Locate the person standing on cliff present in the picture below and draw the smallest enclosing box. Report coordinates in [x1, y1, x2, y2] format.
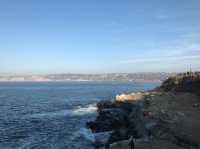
[129, 136, 135, 149]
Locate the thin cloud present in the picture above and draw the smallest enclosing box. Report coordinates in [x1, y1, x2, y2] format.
[120, 42, 200, 64]
[154, 11, 190, 20]
[120, 55, 200, 64]
[154, 13, 169, 20]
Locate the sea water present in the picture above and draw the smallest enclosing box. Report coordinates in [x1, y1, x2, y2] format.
[0, 81, 159, 149]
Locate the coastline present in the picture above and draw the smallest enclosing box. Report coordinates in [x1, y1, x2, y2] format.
[87, 75, 200, 149]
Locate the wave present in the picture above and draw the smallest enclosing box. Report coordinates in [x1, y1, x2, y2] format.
[72, 104, 97, 115]
[71, 128, 95, 143]
[27, 104, 97, 119]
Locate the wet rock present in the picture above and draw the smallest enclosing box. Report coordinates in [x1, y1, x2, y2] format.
[93, 131, 113, 147]
[192, 103, 200, 108]
[174, 134, 199, 148]
[144, 121, 157, 131]
[116, 102, 136, 114]
[97, 100, 116, 112]
[128, 108, 149, 138]
[87, 108, 128, 133]
[97, 100, 135, 114]
[107, 128, 130, 145]
[87, 99, 153, 147]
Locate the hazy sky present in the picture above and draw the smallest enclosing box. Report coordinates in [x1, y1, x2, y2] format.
[0, 0, 200, 74]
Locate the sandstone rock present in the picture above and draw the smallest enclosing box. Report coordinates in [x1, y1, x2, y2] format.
[116, 92, 144, 102]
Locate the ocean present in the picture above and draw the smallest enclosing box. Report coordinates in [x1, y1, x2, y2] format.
[0, 81, 159, 149]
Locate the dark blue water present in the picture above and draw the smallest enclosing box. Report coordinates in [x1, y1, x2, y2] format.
[0, 81, 159, 149]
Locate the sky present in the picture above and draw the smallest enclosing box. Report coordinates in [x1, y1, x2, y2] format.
[0, 0, 200, 74]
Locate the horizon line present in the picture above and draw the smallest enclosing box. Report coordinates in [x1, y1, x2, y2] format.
[0, 71, 199, 76]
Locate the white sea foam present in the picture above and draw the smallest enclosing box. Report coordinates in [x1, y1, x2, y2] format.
[72, 104, 97, 115]
[71, 128, 95, 143]
[27, 104, 97, 119]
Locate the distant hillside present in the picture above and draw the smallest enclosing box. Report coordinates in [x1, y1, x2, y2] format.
[159, 72, 200, 95]
[0, 73, 173, 82]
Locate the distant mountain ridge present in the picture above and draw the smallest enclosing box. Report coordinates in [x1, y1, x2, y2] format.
[0, 73, 175, 82]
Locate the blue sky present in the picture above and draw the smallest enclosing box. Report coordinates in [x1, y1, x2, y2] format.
[0, 0, 200, 74]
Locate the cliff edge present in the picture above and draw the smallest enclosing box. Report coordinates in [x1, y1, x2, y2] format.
[87, 73, 200, 149]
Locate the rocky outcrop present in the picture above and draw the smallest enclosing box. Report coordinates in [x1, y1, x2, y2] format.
[93, 131, 113, 148]
[87, 73, 200, 149]
[87, 91, 200, 149]
[87, 108, 129, 133]
[86, 98, 152, 148]
[115, 91, 162, 102]
[116, 92, 144, 102]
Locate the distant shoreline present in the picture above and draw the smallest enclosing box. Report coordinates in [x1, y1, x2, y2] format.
[0, 72, 172, 83]
[0, 80, 162, 83]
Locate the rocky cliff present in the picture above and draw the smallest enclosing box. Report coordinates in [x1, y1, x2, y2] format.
[86, 74, 200, 149]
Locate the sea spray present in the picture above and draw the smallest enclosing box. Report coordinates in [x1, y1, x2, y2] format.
[26, 104, 97, 119]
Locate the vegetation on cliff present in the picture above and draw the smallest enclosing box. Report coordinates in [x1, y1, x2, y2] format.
[159, 72, 200, 95]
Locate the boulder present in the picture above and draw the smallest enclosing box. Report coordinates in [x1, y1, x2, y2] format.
[87, 108, 128, 133]
[97, 100, 116, 112]
[96, 100, 135, 113]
